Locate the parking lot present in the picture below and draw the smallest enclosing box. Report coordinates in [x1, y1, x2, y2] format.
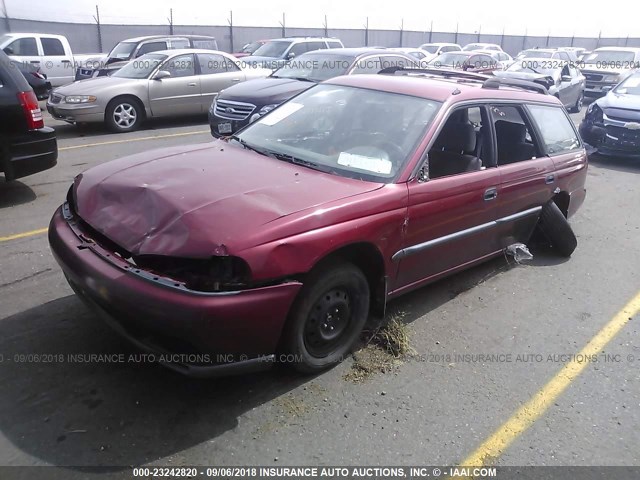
[0, 101, 639, 476]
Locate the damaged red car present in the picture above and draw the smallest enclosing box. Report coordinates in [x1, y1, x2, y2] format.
[49, 70, 587, 377]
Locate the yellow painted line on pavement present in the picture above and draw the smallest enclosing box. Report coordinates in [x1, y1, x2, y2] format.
[0, 227, 48, 242]
[458, 290, 640, 469]
[59, 129, 209, 151]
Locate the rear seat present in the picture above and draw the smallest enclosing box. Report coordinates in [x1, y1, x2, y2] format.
[429, 123, 482, 178]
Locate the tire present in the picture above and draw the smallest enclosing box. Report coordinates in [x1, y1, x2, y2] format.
[569, 92, 584, 113]
[282, 262, 370, 373]
[105, 97, 143, 133]
[537, 201, 577, 257]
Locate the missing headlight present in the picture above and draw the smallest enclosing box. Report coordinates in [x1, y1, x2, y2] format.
[132, 255, 252, 292]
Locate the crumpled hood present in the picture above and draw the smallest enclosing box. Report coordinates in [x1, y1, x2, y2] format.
[73, 141, 381, 258]
[599, 91, 640, 121]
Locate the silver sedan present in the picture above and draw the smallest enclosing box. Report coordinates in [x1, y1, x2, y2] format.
[46, 49, 271, 132]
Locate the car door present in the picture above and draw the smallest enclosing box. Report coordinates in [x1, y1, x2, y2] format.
[394, 105, 502, 292]
[39, 36, 73, 86]
[3, 36, 40, 71]
[196, 53, 245, 109]
[148, 54, 201, 116]
[490, 104, 557, 247]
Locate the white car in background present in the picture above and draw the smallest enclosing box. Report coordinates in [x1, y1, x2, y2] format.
[462, 43, 504, 52]
[388, 48, 431, 67]
[479, 50, 514, 69]
[418, 42, 462, 62]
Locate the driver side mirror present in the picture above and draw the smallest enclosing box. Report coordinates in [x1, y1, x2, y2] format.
[153, 70, 171, 81]
[286, 51, 296, 60]
[561, 74, 571, 82]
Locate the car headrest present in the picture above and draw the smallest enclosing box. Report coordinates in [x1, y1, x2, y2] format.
[495, 120, 527, 144]
[434, 122, 476, 153]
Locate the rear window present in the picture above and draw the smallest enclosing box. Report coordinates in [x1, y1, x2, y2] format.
[41, 37, 65, 56]
[528, 105, 580, 155]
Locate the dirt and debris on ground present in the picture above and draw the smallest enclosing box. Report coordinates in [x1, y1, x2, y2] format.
[344, 312, 415, 383]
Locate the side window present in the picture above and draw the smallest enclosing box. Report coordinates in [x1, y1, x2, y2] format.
[528, 105, 580, 155]
[351, 56, 383, 74]
[490, 105, 540, 165]
[6, 37, 38, 56]
[410, 51, 425, 60]
[288, 43, 309, 58]
[163, 54, 195, 78]
[327, 41, 342, 49]
[559, 52, 571, 62]
[198, 54, 238, 74]
[136, 42, 168, 57]
[306, 41, 327, 52]
[192, 39, 218, 50]
[428, 106, 487, 179]
[41, 38, 65, 56]
[169, 39, 190, 50]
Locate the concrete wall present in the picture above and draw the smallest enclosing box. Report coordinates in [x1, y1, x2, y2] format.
[1, 17, 639, 56]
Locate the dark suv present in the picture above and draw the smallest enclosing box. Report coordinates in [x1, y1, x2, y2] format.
[75, 35, 219, 80]
[241, 37, 344, 69]
[0, 50, 57, 181]
[209, 48, 417, 137]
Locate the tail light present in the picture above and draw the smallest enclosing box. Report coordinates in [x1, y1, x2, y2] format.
[16, 90, 44, 130]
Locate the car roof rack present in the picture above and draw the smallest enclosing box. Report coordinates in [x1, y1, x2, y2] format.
[378, 66, 490, 82]
[482, 77, 548, 94]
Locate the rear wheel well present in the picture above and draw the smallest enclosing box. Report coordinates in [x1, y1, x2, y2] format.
[311, 243, 387, 318]
[552, 191, 570, 218]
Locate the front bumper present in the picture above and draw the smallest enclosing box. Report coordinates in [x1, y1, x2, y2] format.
[48, 205, 303, 377]
[579, 122, 640, 159]
[2, 127, 58, 181]
[46, 102, 104, 124]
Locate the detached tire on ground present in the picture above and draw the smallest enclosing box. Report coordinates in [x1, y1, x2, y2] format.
[282, 262, 370, 374]
[537, 201, 577, 257]
[105, 97, 143, 133]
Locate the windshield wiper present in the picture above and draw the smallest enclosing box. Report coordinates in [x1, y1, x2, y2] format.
[268, 150, 334, 173]
[229, 135, 272, 157]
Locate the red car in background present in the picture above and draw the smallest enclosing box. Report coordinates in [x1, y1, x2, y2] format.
[49, 70, 587, 377]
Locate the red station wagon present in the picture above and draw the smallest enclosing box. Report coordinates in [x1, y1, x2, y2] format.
[49, 69, 587, 376]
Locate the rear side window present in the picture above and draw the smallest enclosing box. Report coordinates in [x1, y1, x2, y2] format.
[528, 105, 580, 155]
[169, 39, 190, 50]
[327, 41, 342, 49]
[490, 105, 540, 165]
[6, 37, 38, 56]
[351, 56, 383, 74]
[136, 42, 168, 57]
[192, 39, 218, 50]
[41, 37, 65, 56]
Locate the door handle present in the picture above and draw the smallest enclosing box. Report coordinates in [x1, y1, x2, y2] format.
[545, 174, 555, 184]
[484, 187, 498, 201]
[231, 78, 241, 82]
[30, 60, 40, 64]
[61, 60, 71, 63]
[187, 82, 197, 87]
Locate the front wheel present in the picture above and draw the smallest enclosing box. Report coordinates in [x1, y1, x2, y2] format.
[105, 98, 142, 133]
[282, 262, 370, 373]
